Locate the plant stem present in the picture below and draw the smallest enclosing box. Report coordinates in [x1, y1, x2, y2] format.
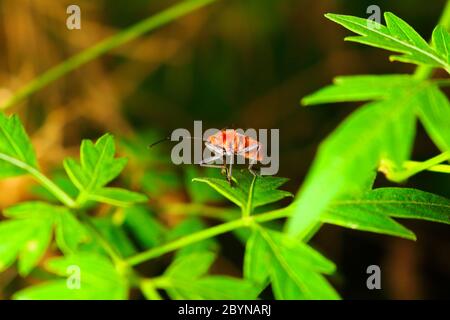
[404, 161, 450, 174]
[0, 153, 76, 207]
[388, 151, 450, 182]
[0, 0, 218, 110]
[126, 208, 292, 266]
[140, 279, 163, 300]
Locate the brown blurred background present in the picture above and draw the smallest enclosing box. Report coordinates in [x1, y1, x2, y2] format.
[0, 0, 449, 299]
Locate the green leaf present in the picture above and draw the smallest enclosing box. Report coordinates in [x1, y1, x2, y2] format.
[288, 92, 417, 237]
[193, 171, 292, 214]
[244, 227, 339, 300]
[332, 188, 450, 225]
[63, 134, 145, 207]
[322, 207, 416, 240]
[165, 251, 216, 279]
[63, 134, 127, 191]
[91, 217, 137, 258]
[185, 166, 224, 203]
[302, 75, 418, 105]
[0, 202, 88, 275]
[325, 13, 450, 72]
[87, 187, 148, 207]
[0, 113, 38, 178]
[162, 251, 260, 300]
[432, 25, 450, 63]
[417, 84, 450, 152]
[122, 206, 167, 249]
[166, 276, 260, 300]
[244, 230, 271, 285]
[14, 253, 128, 300]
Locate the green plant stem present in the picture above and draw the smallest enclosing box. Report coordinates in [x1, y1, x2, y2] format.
[140, 279, 163, 300]
[388, 151, 450, 182]
[126, 208, 292, 266]
[0, 153, 76, 207]
[0, 0, 217, 110]
[404, 161, 450, 174]
[414, 0, 450, 79]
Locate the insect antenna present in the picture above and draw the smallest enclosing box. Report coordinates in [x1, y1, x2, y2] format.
[148, 135, 205, 149]
[148, 136, 170, 148]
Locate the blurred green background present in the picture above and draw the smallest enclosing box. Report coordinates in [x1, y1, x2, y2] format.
[0, 0, 449, 299]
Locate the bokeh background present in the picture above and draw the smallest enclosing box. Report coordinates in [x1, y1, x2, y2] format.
[0, 0, 449, 299]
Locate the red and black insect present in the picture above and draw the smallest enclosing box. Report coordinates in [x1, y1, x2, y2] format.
[150, 128, 263, 185]
[200, 129, 263, 184]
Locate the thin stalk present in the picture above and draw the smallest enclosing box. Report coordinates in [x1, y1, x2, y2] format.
[140, 280, 163, 300]
[388, 151, 450, 182]
[0, 153, 76, 207]
[404, 161, 450, 174]
[0, 0, 218, 109]
[126, 208, 293, 266]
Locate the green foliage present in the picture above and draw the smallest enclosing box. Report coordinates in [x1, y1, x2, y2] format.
[0, 113, 38, 178]
[14, 253, 128, 300]
[161, 251, 260, 299]
[0, 7, 449, 301]
[0, 202, 88, 276]
[329, 188, 450, 226]
[287, 12, 450, 240]
[244, 227, 338, 299]
[325, 13, 450, 72]
[64, 134, 147, 207]
[193, 171, 293, 216]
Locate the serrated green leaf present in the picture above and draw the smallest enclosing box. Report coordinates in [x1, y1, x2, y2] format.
[432, 25, 450, 63]
[288, 92, 417, 238]
[244, 227, 338, 300]
[63, 134, 127, 192]
[193, 171, 292, 214]
[0, 113, 38, 178]
[165, 275, 260, 300]
[0, 202, 88, 275]
[165, 251, 216, 279]
[80, 134, 127, 189]
[14, 253, 128, 300]
[325, 13, 450, 72]
[63, 134, 146, 207]
[322, 207, 416, 240]
[185, 166, 224, 203]
[417, 84, 450, 152]
[302, 75, 418, 105]
[333, 188, 450, 225]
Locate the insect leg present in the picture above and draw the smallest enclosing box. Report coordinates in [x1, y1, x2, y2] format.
[227, 155, 233, 185]
[199, 153, 223, 166]
[236, 143, 260, 156]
